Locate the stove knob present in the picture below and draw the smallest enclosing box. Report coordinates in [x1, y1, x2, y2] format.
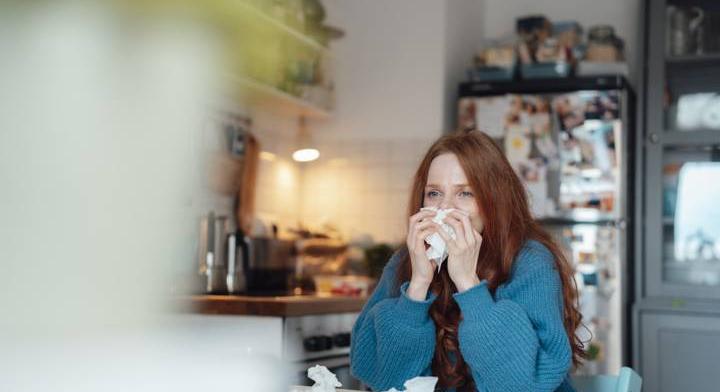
[303, 335, 333, 352]
[303, 336, 323, 352]
[332, 332, 351, 347]
[322, 335, 334, 350]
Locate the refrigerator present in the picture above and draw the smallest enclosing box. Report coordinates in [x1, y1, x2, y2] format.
[457, 76, 635, 375]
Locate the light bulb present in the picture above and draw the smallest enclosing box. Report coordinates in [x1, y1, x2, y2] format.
[292, 148, 320, 162]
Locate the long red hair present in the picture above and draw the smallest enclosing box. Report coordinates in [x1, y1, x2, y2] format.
[395, 130, 584, 390]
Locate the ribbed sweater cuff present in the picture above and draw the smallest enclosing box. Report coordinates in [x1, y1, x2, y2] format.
[396, 281, 437, 325]
[452, 280, 493, 321]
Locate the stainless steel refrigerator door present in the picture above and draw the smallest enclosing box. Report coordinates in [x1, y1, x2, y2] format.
[545, 223, 626, 375]
[460, 86, 633, 374]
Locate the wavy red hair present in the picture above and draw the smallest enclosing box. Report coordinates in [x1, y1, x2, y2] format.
[395, 130, 584, 390]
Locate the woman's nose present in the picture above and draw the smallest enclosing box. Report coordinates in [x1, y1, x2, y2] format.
[440, 198, 454, 210]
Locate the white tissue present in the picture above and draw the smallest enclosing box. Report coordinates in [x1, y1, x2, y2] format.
[307, 364, 341, 392]
[404, 376, 439, 392]
[382, 376, 439, 392]
[421, 207, 456, 272]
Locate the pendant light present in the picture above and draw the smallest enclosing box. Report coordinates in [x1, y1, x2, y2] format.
[292, 116, 320, 162]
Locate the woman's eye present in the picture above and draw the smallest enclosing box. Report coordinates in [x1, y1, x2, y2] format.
[426, 190, 440, 198]
[459, 191, 474, 198]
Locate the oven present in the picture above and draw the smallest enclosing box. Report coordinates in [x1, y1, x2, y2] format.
[283, 313, 366, 390]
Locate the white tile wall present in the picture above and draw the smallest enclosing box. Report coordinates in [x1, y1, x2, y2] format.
[203, 112, 435, 245]
[253, 127, 302, 235]
[297, 137, 435, 245]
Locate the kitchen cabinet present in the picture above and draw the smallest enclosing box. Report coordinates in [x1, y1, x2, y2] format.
[176, 313, 285, 358]
[184, 294, 366, 388]
[637, 311, 720, 391]
[644, 0, 720, 300]
[635, 0, 720, 388]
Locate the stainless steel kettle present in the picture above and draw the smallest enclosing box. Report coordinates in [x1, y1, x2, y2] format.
[226, 230, 251, 294]
[198, 212, 234, 294]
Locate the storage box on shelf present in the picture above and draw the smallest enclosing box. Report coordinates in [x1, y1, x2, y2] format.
[520, 61, 572, 79]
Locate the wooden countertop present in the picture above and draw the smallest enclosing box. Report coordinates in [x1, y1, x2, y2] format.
[187, 293, 369, 317]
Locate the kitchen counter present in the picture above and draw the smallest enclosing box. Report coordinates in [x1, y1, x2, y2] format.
[187, 293, 368, 317]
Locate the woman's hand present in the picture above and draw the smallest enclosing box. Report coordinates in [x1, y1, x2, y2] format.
[406, 209, 439, 300]
[433, 210, 483, 292]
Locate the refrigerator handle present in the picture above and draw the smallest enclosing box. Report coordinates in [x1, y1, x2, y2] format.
[616, 218, 628, 231]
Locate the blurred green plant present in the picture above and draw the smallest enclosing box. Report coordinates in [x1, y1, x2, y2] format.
[363, 243, 395, 279]
[586, 342, 602, 361]
[122, 0, 312, 92]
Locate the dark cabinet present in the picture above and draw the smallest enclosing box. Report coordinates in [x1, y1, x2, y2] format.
[644, 0, 720, 300]
[636, 0, 720, 389]
[638, 311, 720, 391]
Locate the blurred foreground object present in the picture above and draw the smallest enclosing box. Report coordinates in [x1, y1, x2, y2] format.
[0, 1, 290, 390]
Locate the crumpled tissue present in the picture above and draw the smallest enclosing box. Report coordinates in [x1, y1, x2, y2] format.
[307, 364, 341, 392]
[421, 207, 456, 272]
[383, 376, 439, 392]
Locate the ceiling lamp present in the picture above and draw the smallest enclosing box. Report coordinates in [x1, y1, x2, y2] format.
[292, 116, 319, 162]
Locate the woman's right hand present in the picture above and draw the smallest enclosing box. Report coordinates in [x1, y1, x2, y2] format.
[405, 209, 438, 300]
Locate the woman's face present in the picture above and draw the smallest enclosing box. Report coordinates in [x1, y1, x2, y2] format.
[423, 153, 484, 233]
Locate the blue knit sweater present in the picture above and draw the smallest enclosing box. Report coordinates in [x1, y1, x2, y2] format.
[350, 240, 576, 392]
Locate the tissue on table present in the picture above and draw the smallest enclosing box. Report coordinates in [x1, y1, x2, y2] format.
[403, 376, 438, 391]
[307, 364, 341, 392]
[383, 376, 439, 392]
[421, 207, 456, 272]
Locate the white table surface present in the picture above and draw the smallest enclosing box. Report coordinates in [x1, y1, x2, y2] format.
[289, 386, 364, 392]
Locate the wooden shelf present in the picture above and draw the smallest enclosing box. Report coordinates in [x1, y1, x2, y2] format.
[231, 75, 332, 119]
[238, 1, 332, 56]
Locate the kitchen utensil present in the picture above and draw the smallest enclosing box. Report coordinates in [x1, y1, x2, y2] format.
[226, 233, 245, 294]
[227, 229, 252, 294]
[667, 6, 705, 56]
[236, 130, 259, 236]
[244, 237, 297, 294]
[198, 212, 232, 294]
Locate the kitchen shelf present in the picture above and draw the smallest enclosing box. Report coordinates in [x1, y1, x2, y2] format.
[665, 260, 720, 287]
[231, 75, 332, 119]
[238, 1, 332, 56]
[536, 210, 618, 226]
[637, 1, 720, 388]
[459, 75, 629, 97]
[665, 260, 720, 270]
[659, 129, 720, 145]
[666, 53, 720, 66]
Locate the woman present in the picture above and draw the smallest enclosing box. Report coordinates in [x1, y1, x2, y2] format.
[350, 130, 583, 391]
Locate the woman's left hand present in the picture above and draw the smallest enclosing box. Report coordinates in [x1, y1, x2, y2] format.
[433, 210, 483, 292]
